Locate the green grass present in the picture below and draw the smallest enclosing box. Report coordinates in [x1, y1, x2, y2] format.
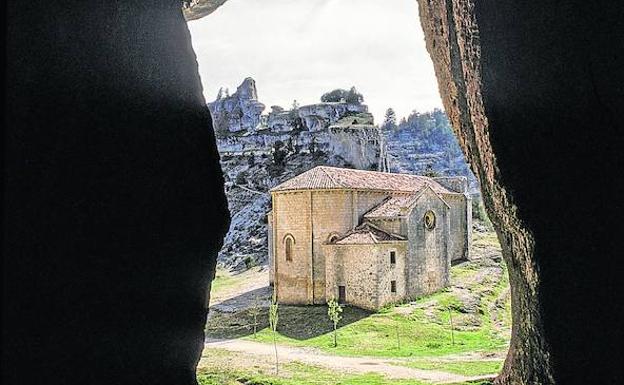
[206, 257, 511, 360]
[471, 231, 500, 249]
[244, 296, 507, 358]
[393, 359, 502, 376]
[209, 268, 239, 293]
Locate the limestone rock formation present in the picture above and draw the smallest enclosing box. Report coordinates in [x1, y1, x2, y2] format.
[209, 77, 266, 135]
[210, 78, 381, 168]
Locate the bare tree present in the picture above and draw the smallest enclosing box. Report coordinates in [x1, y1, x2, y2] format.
[248, 294, 262, 339]
[269, 290, 279, 374]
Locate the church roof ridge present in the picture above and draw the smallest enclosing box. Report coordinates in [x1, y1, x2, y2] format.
[270, 166, 452, 194]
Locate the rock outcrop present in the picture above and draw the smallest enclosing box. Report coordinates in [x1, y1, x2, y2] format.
[209, 77, 266, 135]
[210, 78, 381, 169]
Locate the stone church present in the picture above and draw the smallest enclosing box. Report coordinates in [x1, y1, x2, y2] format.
[267, 166, 471, 310]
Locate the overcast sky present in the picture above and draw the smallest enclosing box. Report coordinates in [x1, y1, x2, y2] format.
[188, 0, 442, 123]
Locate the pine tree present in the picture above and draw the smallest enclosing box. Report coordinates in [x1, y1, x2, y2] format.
[382, 108, 397, 131]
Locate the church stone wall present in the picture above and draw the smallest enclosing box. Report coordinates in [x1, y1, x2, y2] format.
[406, 190, 450, 298]
[324, 242, 406, 311]
[366, 218, 406, 236]
[353, 191, 389, 221]
[272, 189, 387, 305]
[310, 191, 354, 304]
[271, 187, 461, 308]
[267, 211, 274, 285]
[375, 243, 409, 308]
[272, 191, 312, 303]
[442, 193, 472, 261]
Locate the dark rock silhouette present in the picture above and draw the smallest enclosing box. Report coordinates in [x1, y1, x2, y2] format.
[417, 0, 623, 383]
[5, 1, 229, 384]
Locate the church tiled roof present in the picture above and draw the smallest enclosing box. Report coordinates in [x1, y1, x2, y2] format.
[363, 195, 420, 219]
[270, 166, 451, 194]
[331, 223, 406, 245]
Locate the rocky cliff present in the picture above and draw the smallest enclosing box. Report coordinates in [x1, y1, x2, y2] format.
[209, 78, 381, 268]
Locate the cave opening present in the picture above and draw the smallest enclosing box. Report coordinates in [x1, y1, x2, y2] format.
[185, 1, 510, 384]
[5, 0, 621, 384]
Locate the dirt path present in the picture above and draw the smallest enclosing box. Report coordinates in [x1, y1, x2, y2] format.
[205, 338, 495, 384]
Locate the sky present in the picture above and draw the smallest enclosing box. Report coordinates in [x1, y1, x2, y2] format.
[187, 0, 442, 123]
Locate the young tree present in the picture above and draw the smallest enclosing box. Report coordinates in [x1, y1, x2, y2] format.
[248, 294, 262, 339]
[448, 306, 455, 346]
[269, 291, 280, 374]
[327, 298, 343, 348]
[396, 323, 401, 350]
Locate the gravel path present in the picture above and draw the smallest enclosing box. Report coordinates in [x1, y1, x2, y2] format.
[205, 338, 496, 384]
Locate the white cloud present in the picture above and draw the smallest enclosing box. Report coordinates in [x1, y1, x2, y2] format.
[188, 0, 442, 122]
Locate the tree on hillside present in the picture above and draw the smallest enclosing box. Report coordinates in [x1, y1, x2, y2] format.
[272, 140, 287, 166]
[345, 86, 364, 104]
[320, 87, 364, 104]
[321, 89, 346, 103]
[382, 108, 397, 131]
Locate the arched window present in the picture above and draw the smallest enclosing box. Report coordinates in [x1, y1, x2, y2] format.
[283, 234, 295, 262]
[327, 233, 340, 244]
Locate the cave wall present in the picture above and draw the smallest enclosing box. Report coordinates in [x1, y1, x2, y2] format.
[417, 0, 623, 383]
[4, 1, 229, 384]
